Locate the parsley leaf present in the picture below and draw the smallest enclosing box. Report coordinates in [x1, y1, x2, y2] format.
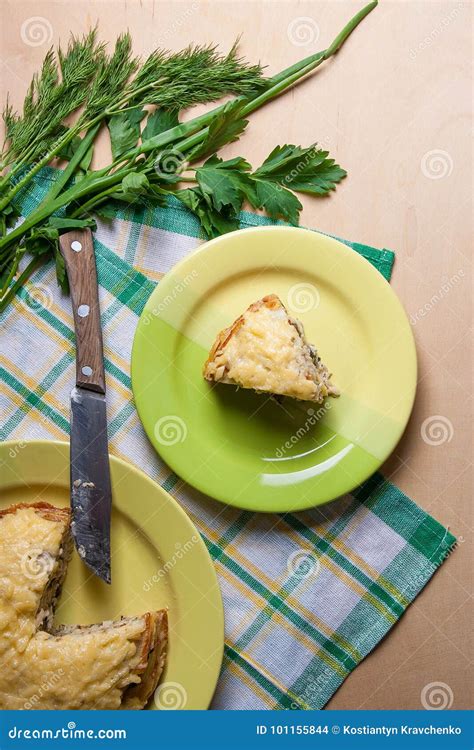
[189, 101, 248, 161]
[254, 144, 346, 195]
[48, 216, 97, 231]
[196, 155, 250, 213]
[55, 248, 69, 293]
[120, 172, 150, 194]
[176, 187, 240, 238]
[142, 108, 179, 142]
[107, 107, 145, 160]
[182, 144, 344, 234]
[24, 225, 59, 256]
[249, 179, 302, 223]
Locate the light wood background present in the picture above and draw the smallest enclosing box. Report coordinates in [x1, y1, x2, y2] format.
[1, 0, 472, 710]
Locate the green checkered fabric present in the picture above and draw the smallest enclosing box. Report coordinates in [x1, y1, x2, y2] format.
[0, 169, 456, 709]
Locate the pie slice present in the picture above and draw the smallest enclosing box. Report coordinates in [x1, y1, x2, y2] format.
[203, 294, 339, 403]
[0, 502, 167, 710]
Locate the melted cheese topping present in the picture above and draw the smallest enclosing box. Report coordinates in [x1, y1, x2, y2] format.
[205, 299, 338, 403]
[0, 509, 63, 649]
[5, 623, 144, 710]
[0, 509, 147, 710]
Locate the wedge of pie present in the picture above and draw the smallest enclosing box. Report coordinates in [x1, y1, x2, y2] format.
[203, 294, 339, 403]
[0, 502, 167, 710]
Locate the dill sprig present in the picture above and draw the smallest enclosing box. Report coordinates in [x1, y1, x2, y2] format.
[82, 33, 139, 121]
[127, 42, 266, 109]
[2, 31, 101, 170]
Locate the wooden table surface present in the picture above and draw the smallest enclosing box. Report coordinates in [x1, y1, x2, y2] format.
[1, 0, 472, 709]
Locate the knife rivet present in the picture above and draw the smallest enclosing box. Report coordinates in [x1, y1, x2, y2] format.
[71, 241, 82, 252]
[78, 304, 90, 318]
[81, 366, 93, 376]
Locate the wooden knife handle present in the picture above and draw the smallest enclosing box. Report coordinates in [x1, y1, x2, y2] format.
[59, 229, 106, 394]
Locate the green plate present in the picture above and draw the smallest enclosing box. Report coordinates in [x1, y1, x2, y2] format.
[131, 226, 416, 512]
[0, 440, 223, 710]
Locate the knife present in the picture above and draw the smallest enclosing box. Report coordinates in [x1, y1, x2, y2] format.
[59, 229, 112, 584]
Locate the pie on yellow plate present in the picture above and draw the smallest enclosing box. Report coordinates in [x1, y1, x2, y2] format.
[203, 294, 339, 403]
[0, 502, 167, 710]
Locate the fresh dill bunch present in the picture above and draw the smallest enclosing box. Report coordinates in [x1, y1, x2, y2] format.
[126, 42, 266, 109]
[2, 51, 59, 162]
[0, 1, 379, 313]
[2, 31, 102, 167]
[58, 29, 105, 87]
[82, 33, 139, 121]
[1, 34, 267, 190]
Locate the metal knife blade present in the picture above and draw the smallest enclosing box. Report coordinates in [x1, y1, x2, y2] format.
[70, 386, 112, 584]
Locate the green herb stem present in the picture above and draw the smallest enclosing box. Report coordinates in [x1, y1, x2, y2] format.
[39, 123, 101, 205]
[0, 247, 25, 297]
[0, 255, 47, 313]
[0, 125, 86, 212]
[0, 167, 132, 254]
[70, 184, 124, 217]
[165, 0, 378, 158]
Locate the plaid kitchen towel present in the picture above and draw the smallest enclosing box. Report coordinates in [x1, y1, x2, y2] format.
[0, 169, 456, 710]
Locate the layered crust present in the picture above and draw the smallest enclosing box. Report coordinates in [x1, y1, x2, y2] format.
[120, 611, 168, 709]
[203, 294, 339, 403]
[0, 502, 167, 710]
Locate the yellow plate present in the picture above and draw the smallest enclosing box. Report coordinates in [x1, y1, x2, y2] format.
[132, 226, 417, 511]
[0, 440, 224, 710]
